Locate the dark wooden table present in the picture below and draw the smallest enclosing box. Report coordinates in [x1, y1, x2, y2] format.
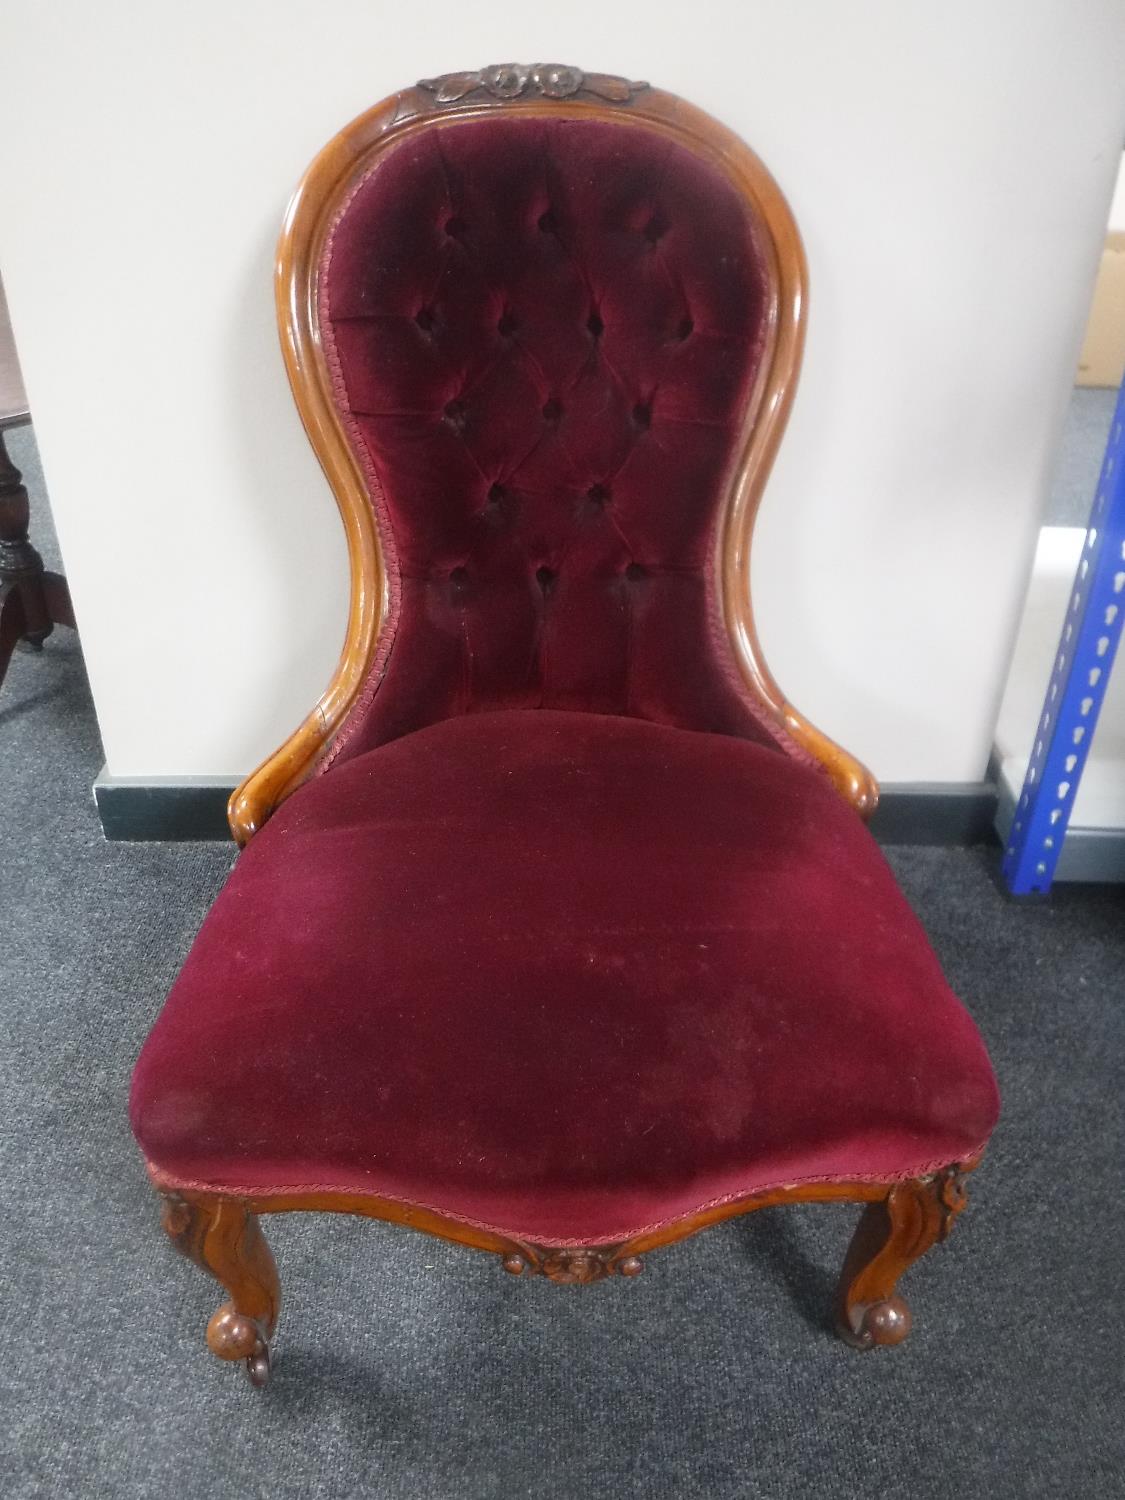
[0, 275, 75, 690]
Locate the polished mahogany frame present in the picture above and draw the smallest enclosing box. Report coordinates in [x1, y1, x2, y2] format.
[154, 65, 976, 1387]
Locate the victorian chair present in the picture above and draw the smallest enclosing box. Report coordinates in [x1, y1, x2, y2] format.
[130, 64, 999, 1387]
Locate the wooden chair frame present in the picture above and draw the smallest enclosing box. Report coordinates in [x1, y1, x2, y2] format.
[152, 65, 978, 1386]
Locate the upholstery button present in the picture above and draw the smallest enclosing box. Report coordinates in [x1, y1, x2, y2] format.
[625, 562, 645, 581]
[414, 306, 436, 333]
[587, 311, 604, 338]
[449, 565, 468, 590]
[538, 211, 557, 234]
[542, 398, 562, 423]
[676, 316, 694, 340]
[444, 399, 467, 430]
[587, 483, 610, 506]
[535, 565, 556, 595]
[444, 215, 468, 238]
[497, 310, 517, 337]
[643, 215, 668, 245]
[481, 482, 508, 530]
[632, 402, 651, 429]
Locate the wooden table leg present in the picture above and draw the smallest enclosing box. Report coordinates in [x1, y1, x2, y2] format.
[41, 570, 75, 631]
[0, 581, 28, 687]
[0, 427, 76, 690]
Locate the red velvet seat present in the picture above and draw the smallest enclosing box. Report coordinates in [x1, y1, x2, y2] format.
[131, 709, 997, 1246]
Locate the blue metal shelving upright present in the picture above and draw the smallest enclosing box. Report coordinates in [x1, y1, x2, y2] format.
[1002, 375, 1125, 895]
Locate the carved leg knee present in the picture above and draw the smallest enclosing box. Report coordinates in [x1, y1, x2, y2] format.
[161, 1193, 281, 1386]
[835, 1165, 969, 1350]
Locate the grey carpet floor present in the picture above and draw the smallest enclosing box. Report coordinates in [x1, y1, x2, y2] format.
[2, 427, 1125, 1500]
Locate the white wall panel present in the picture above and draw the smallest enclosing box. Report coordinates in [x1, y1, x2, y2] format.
[2, 0, 1123, 780]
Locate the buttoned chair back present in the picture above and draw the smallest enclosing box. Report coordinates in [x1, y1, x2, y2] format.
[231, 64, 874, 840]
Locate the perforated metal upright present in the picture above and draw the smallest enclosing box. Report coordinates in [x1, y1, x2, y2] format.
[1002, 376, 1125, 895]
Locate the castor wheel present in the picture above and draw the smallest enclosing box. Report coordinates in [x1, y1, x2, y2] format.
[205, 1303, 272, 1385]
[837, 1295, 913, 1350]
[246, 1339, 271, 1388]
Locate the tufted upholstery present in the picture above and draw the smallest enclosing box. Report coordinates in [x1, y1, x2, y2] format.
[319, 115, 795, 763]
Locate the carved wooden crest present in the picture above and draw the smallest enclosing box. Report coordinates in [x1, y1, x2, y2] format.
[418, 63, 648, 106]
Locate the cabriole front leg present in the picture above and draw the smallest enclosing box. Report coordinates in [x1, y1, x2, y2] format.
[160, 1193, 281, 1386]
[835, 1165, 970, 1349]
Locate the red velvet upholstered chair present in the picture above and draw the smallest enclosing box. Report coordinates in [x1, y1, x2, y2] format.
[130, 64, 999, 1387]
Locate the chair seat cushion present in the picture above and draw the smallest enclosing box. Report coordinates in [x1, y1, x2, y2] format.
[130, 710, 999, 1245]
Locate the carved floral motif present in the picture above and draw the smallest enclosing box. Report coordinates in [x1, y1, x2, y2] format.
[539, 1248, 613, 1284]
[502, 1245, 644, 1283]
[160, 1193, 192, 1242]
[418, 64, 648, 107]
[933, 1164, 969, 1240]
